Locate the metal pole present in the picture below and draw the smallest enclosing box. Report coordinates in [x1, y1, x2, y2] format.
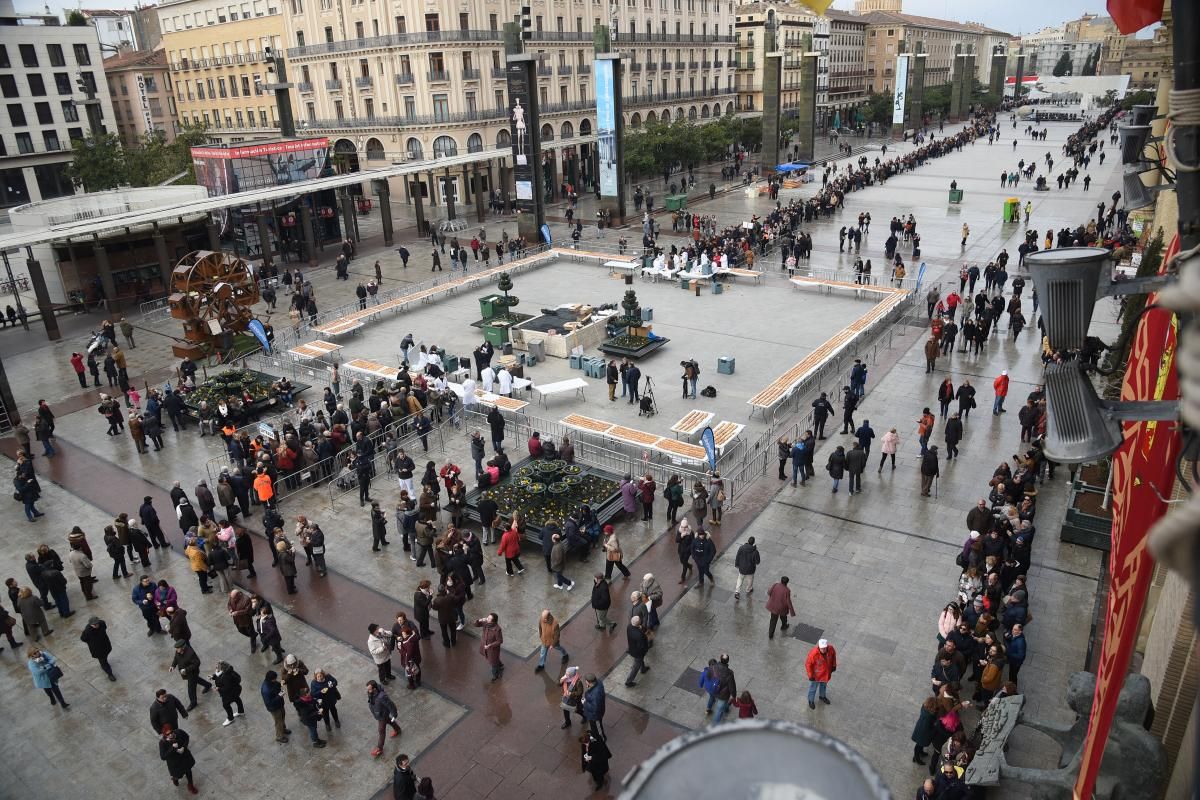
[0, 251, 30, 331]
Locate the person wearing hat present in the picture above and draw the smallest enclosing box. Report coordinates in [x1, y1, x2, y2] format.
[169, 639, 212, 710]
[992, 370, 1010, 415]
[804, 638, 838, 709]
[601, 525, 631, 581]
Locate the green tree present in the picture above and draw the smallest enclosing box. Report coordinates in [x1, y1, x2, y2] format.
[863, 92, 894, 125]
[1052, 51, 1073, 77]
[1121, 89, 1156, 110]
[66, 132, 128, 191]
[66, 10, 87, 25]
[1082, 46, 1100, 76]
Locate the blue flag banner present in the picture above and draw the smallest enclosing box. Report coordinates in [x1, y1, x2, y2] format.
[915, 261, 927, 292]
[247, 319, 271, 354]
[699, 426, 717, 471]
[540, 224, 552, 245]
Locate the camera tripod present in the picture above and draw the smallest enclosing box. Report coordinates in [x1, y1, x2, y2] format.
[639, 375, 659, 417]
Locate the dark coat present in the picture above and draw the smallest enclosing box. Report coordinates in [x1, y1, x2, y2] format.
[214, 667, 242, 702]
[80, 620, 113, 658]
[150, 694, 188, 733]
[626, 624, 649, 659]
[844, 447, 867, 475]
[734, 543, 760, 575]
[691, 536, 715, 567]
[159, 730, 196, 780]
[590, 580, 611, 611]
[911, 704, 938, 747]
[826, 449, 846, 479]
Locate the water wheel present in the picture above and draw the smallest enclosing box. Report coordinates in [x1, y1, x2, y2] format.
[168, 250, 260, 357]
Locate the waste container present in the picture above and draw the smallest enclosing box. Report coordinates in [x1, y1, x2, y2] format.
[479, 294, 502, 319]
[443, 355, 460, 372]
[569, 353, 583, 370]
[484, 324, 509, 346]
[717, 356, 736, 375]
[680, 276, 691, 290]
[528, 339, 546, 363]
[948, 189, 964, 204]
[665, 194, 688, 211]
[712, 282, 724, 295]
[641, 307, 653, 322]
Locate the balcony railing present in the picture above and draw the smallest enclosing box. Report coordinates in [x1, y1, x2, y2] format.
[286, 29, 503, 58]
[647, 62, 658, 72]
[325, 79, 342, 90]
[630, 63, 642, 73]
[462, 68, 480, 80]
[577, 64, 590, 74]
[297, 81, 313, 92]
[355, 76, 373, 88]
[618, 32, 734, 43]
[661, 61, 672, 70]
[536, 66, 553, 77]
[558, 65, 572, 75]
[306, 107, 507, 129]
[540, 98, 593, 114]
[527, 31, 592, 42]
[171, 52, 267, 71]
[491, 66, 506, 78]
[702, 60, 711, 68]
[688, 61, 699, 69]
[428, 70, 450, 82]
[625, 86, 735, 107]
[714, 60, 723, 68]
[395, 73, 414, 85]
[674, 61, 685, 69]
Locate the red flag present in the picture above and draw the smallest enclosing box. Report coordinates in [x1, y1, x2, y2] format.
[1108, 0, 1165, 34]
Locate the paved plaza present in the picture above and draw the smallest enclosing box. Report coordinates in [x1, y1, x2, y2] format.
[0, 114, 1116, 799]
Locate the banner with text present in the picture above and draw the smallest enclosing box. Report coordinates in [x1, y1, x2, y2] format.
[893, 55, 909, 125]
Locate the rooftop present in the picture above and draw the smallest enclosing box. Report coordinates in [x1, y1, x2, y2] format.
[103, 48, 166, 70]
[859, 9, 1010, 37]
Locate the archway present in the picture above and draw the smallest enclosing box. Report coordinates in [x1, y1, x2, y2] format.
[333, 138, 360, 174]
[406, 137, 423, 160]
[496, 129, 511, 149]
[365, 137, 385, 161]
[629, 112, 641, 128]
[675, 108, 684, 121]
[701, 105, 710, 119]
[579, 119, 592, 135]
[688, 106, 697, 120]
[646, 110, 657, 123]
[662, 109, 671, 123]
[560, 120, 574, 139]
[726, 102, 734, 116]
[433, 135, 458, 158]
[467, 132, 484, 153]
[541, 123, 554, 141]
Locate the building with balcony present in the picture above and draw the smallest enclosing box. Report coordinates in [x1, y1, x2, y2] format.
[0, 0, 116, 208]
[103, 48, 178, 146]
[157, 0, 284, 143]
[860, 10, 1008, 96]
[282, 0, 737, 208]
[825, 9, 868, 125]
[80, 8, 142, 50]
[733, 3, 815, 118]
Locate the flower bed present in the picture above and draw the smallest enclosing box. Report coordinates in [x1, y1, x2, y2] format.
[468, 457, 623, 539]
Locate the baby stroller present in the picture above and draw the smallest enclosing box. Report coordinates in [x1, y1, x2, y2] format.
[334, 464, 358, 490]
[638, 395, 656, 417]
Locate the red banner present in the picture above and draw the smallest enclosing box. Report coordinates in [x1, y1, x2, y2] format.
[1107, 0, 1165, 35]
[1073, 234, 1182, 799]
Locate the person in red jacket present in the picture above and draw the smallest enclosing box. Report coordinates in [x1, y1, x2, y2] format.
[496, 524, 525, 576]
[805, 639, 838, 709]
[764, 576, 796, 639]
[992, 370, 1010, 415]
[69, 352, 87, 388]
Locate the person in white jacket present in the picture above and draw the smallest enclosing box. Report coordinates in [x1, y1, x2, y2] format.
[497, 367, 513, 398]
[367, 623, 394, 684]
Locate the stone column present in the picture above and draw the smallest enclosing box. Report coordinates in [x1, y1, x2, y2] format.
[949, 49, 965, 123]
[410, 180, 427, 236]
[427, 171, 438, 207]
[444, 168, 457, 221]
[762, 51, 783, 171]
[989, 52, 1006, 99]
[543, 151, 557, 202]
[256, 212, 274, 269]
[338, 187, 355, 246]
[23, 251, 59, 340]
[373, 179, 394, 248]
[93, 242, 118, 309]
[153, 225, 172, 292]
[473, 164, 486, 223]
[300, 202, 318, 267]
[908, 53, 927, 133]
[207, 219, 221, 251]
[796, 52, 819, 161]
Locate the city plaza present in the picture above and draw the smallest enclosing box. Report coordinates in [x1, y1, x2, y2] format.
[0, 116, 1115, 798]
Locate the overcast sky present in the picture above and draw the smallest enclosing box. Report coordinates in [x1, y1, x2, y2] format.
[23, 0, 1152, 39]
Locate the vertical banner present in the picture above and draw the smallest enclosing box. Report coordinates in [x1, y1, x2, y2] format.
[595, 58, 619, 198]
[135, 73, 154, 133]
[892, 55, 909, 124]
[1072, 234, 1183, 800]
[700, 427, 717, 471]
[506, 57, 546, 242]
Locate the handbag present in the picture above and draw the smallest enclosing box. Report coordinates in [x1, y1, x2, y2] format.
[559, 698, 579, 712]
[47, 664, 64, 682]
[404, 661, 421, 679]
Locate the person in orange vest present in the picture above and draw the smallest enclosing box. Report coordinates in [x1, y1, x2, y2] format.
[805, 638, 838, 709]
[992, 370, 1010, 415]
[253, 468, 276, 510]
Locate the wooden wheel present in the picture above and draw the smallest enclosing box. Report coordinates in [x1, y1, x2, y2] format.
[168, 250, 261, 353]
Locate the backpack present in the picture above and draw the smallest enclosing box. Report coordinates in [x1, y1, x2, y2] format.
[700, 386, 717, 398]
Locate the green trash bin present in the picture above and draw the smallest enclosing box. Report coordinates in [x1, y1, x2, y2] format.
[948, 189, 963, 204]
[479, 294, 501, 319]
[1003, 198, 1020, 223]
[665, 194, 688, 211]
[484, 324, 510, 346]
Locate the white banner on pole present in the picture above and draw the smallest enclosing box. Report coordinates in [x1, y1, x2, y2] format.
[892, 55, 909, 125]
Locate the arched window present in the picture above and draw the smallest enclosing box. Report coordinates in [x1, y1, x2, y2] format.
[365, 137, 385, 161]
[629, 112, 642, 128]
[467, 132, 484, 153]
[726, 102, 734, 116]
[700, 105, 710, 119]
[496, 129, 511, 149]
[688, 106, 697, 120]
[675, 108, 684, 121]
[432, 135, 458, 158]
[560, 121, 574, 139]
[406, 137, 423, 160]
[646, 110, 657, 123]
[579, 119, 592, 135]
[541, 123, 554, 141]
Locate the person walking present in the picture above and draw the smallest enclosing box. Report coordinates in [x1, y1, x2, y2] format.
[878, 427, 899, 472]
[260, 669, 291, 743]
[228, 589, 257, 652]
[79, 616, 116, 680]
[393, 754, 418, 800]
[945, 413, 964, 461]
[475, 613, 505, 680]
[765, 576, 796, 639]
[602, 525, 631, 581]
[276, 540, 298, 594]
[826, 446, 846, 494]
[397, 626, 422, 690]
[550, 534, 573, 591]
[158, 725, 198, 794]
[257, 605, 286, 664]
[992, 370, 1010, 415]
[691, 529, 716, 587]
[581, 729, 613, 790]
[67, 543, 98, 600]
[431, 585, 457, 647]
[27, 645, 68, 708]
[535, 609, 569, 672]
[170, 639, 213, 710]
[804, 639, 838, 708]
[675, 519, 695, 584]
[132, 576, 163, 636]
[591, 573, 616, 632]
[213, 661, 245, 726]
[733, 537, 760, 600]
[367, 679, 403, 758]
[149, 688, 188, 733]
[710, 654, 737, 723]
[496, 521, 525, 576]
[312, 669, 343, 729]
[581, 673, 607, 739]
[920, 446, 941, 498]
[184, 539, 211, 595]
[924, 335, 940, 374]
[293, 687, 328, 748]
[845, 442, 867, 495]
[104, 526, 131, 579]
[624, 615, 651, 687]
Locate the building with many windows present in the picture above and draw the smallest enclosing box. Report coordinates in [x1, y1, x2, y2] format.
[282, 0, 737, 206]
[734, 3, 816, 117]
[81, 8, 142, 50]
[825, 9, 868, 125]
[103, 48, 177, 145]
[157, 0, 284, 143]
[860, 11, 1008, 95]
[0, 0, 116, 208]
